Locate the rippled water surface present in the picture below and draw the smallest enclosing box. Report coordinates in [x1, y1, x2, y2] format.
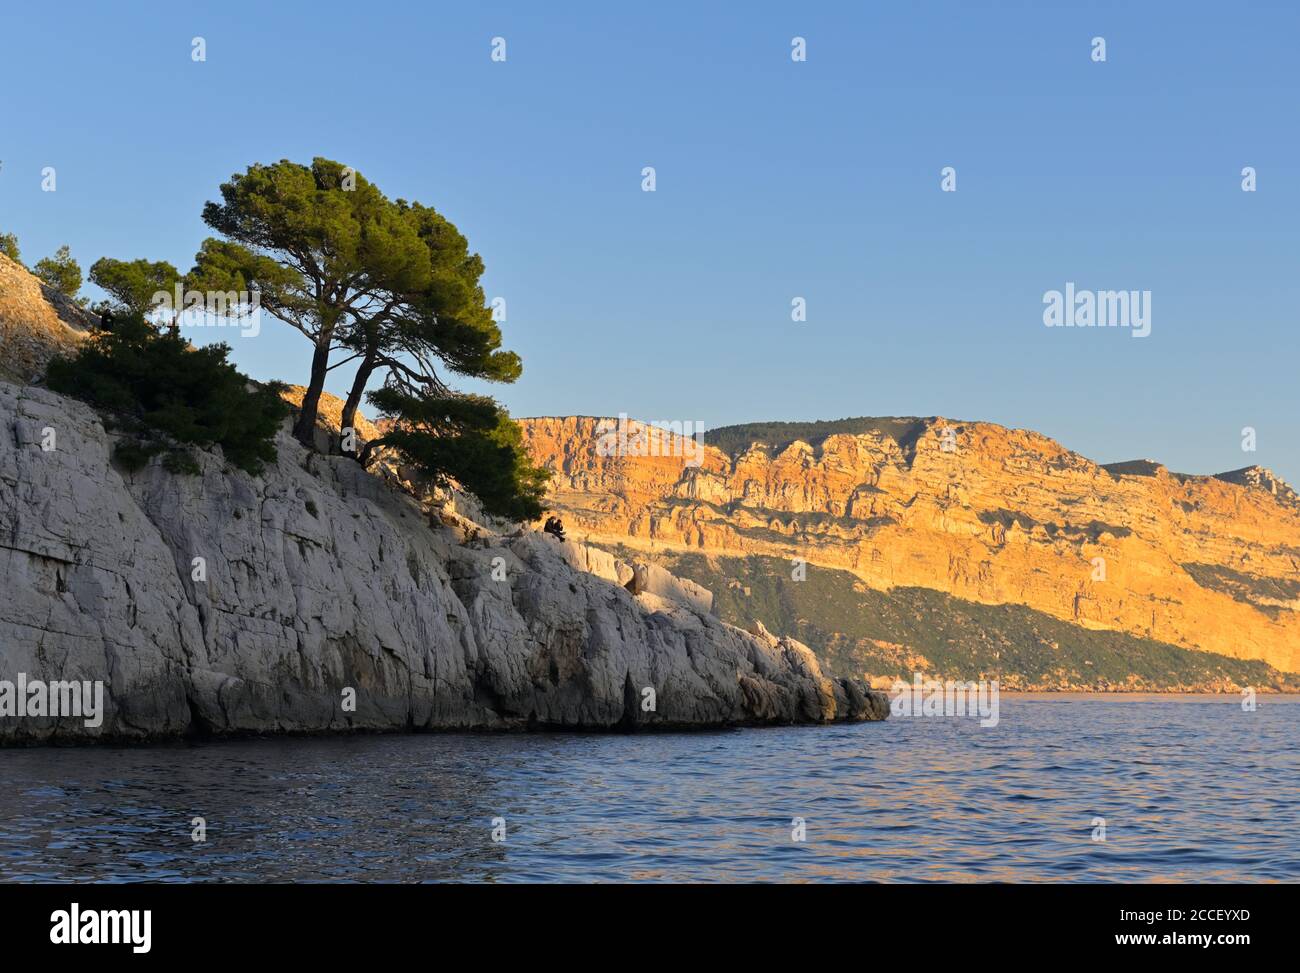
[1, 696, 1296, 882]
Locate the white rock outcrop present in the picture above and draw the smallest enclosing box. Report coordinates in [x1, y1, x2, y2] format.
[0, 382, 887, 741]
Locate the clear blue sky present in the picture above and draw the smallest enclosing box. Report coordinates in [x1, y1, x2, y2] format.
[3, 1, 1298, 481]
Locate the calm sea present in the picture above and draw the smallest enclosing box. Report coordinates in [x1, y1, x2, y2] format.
[1, 695, 1296, 882]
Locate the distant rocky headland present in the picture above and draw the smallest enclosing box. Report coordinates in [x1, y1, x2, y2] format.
[518, 416, 1300, 693]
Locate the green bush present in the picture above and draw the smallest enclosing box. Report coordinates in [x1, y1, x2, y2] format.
[364, 386, 549, 522]
[34, 245, 82, 298]
[46, 314, 289, 475]
[0, 232, 20, 264]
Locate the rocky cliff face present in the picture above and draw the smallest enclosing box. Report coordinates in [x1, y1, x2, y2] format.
[518, 416, 1300, 683]
[0, 253, 95, 384]
[0, 252, 886, 741]
[0, 382, 886, 741]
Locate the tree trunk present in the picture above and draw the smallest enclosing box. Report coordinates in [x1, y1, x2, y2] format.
[339, 345, 378, 455]
[357, 436, 386, 469]
[293, 334, 333, 447]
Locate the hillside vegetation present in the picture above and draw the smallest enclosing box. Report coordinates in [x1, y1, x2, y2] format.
[704, 416, 931, 458]
[612, 548, 1296, 692]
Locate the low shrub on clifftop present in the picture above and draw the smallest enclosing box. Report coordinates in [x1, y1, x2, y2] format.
[33, 245, 83, 301]
[46, 313, 289, 474]
[363, 385, 549, 522]
[0, 232, 20, 264]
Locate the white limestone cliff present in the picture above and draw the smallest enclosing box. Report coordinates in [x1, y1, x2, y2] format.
[0, 381, 887, 741]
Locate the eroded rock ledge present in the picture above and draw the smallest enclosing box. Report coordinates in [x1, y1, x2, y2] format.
[0, 382, 886, 742]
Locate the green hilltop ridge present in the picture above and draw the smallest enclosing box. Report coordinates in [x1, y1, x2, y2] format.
[707, 419, 1300, 497]
[704, 417, 934, 459]
[605, 547, 1298, 692]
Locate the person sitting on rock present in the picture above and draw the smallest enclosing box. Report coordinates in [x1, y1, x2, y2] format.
[543, 516, 566, 542]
